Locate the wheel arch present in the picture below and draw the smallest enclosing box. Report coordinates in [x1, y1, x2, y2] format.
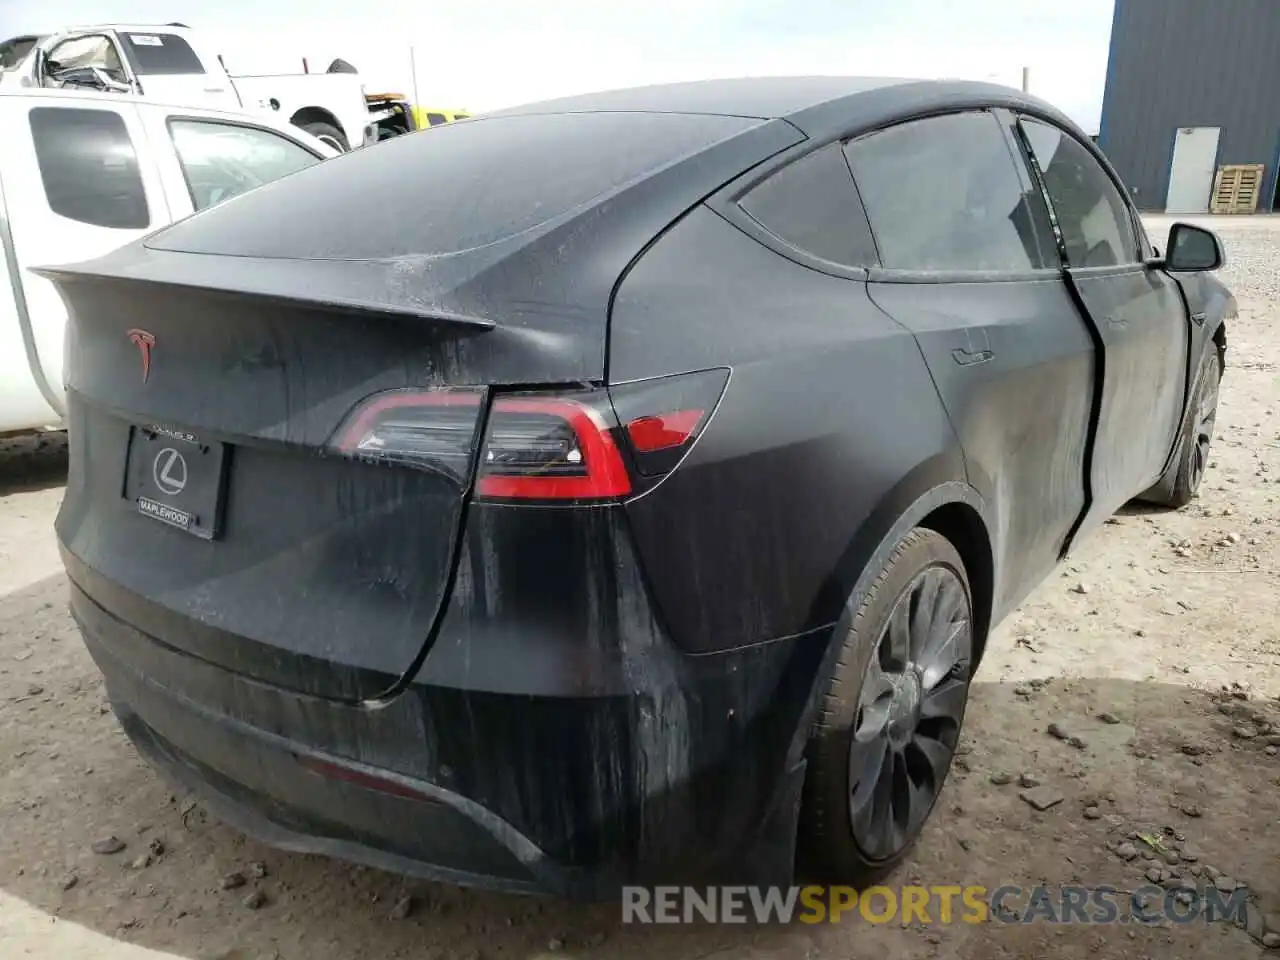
[289, 106, 345, 137]
[784, 475, 996, 772]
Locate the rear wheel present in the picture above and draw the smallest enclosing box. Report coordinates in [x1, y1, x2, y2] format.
[298, 121, 349, 152]
[799, 528, 974, 883]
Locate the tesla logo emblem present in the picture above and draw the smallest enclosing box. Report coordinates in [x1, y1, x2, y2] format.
[153, 448, 188, 496]
[127, 329, 156, 382]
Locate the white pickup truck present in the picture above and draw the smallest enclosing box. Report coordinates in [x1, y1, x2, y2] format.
[0, 25, 376, 151]
[0, 89, 336, 436]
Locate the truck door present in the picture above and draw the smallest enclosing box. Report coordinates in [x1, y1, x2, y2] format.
[38, 33, 136, 94]
[113, 30, 241, 112]
[0, 97, 171, 412]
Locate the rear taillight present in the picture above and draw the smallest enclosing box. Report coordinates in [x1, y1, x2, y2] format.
[330, 388, 486, 484]
[330, 369, 728, 503]
[609, 368, 729, 478]
[476, 394, 631, 501]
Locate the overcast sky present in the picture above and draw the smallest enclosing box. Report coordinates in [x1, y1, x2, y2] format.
[2, 0, 1116, 131]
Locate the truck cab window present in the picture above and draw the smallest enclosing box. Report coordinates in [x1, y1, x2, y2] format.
[44, 35, 127, 86]
[121, 33, 204, 75]
[169, 120, 321, 210]
[29, 107, 150, 229]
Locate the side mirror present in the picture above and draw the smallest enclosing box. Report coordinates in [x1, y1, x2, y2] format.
[1165, 222, 1226, 272]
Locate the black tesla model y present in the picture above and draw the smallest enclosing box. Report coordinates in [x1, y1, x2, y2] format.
[43, 77, 1233, 898]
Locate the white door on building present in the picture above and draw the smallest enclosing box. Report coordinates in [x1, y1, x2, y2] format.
[1165, 127, 1220, 213]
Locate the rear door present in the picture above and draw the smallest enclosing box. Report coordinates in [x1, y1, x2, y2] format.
[1016, 116, 1189, 541]
[0, 96, 170, 412]
[138, 106, 325, 217]
[848, 110, 1096, 616]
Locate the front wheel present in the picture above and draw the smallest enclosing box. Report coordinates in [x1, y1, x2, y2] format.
[1150, 346, 1223, 508]
[798, 528, 974, 883]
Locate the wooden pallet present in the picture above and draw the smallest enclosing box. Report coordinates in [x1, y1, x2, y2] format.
[1210, 163, 1266, 214]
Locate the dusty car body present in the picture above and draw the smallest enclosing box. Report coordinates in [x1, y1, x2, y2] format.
[44, 77, 1231, 897]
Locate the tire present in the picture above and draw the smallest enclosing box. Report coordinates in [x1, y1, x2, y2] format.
[798, 528, 975, 884]
[298, 121, 349, 152]
[1149, 346, 1223, 509]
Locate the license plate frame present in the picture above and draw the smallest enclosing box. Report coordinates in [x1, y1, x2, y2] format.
[123, 426, 228, 540]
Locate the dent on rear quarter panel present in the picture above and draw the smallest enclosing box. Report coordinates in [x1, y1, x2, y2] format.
[609, 207, 968, 654]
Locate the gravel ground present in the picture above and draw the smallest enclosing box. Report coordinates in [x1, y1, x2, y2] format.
[0, 216, 1278, 960]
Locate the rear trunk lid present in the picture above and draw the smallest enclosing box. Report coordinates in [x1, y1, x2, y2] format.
[43, 109, 800, 702]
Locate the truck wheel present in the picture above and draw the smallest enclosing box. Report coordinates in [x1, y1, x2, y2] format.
[298, 121, 349, 152]
[799, 528, 975, 884]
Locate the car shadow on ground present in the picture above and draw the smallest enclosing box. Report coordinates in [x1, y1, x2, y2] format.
[0, 432, 67, 496]
[0, 572, 1276, 960]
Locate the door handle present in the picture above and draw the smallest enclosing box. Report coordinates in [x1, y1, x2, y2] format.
[1106, 315, 1129, 327]
[1191, 311, 1207, 326]
[951, 347, 993, 366]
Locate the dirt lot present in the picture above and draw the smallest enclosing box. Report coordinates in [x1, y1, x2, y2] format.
[1, 216, 1278, 960]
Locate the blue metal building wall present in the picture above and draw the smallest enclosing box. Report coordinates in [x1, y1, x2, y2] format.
[1098, 0, 1280, 212]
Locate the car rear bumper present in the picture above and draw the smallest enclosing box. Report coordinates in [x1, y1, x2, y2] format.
[68, 566, 829, 899]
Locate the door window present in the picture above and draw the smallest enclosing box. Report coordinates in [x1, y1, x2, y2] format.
[29, 107, 150, 229]
[120, 33, 205, 75]
[168, 119, 322, 210]
[44, 35, 127, 86]
[1019, 118, 1139, 268]
[737, 142, 879, 267]
[844, 111, 1057, 272]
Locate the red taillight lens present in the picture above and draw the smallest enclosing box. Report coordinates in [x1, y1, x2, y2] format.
[476, 395, 631, 501]
[609, 368, 729, 478]
[625, 409, 705, 453]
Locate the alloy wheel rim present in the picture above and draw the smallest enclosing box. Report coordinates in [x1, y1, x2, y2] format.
[848, 564, 973, 861]
[1190, 372, 1219, 492]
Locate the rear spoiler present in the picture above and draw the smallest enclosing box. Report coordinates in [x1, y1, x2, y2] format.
[32, 249, 496, 332]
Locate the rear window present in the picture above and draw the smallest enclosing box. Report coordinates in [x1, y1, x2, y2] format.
[147, 111, 757, 260]
[29, 107, 150, 229]
[121, 32, 204, 75]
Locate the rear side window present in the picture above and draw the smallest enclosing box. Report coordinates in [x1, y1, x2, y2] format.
[426, 112, 447, 126]
[1019, 118, 1139, 268]
[844, 111, 1057, 272]
[738, 143, 878, 267]
[29, 107, 150, 229]
[147, 111, 759, 260]
[169, 119, 321, 210]
[0, 36, 41, 71]
[122, 33, 204, 75]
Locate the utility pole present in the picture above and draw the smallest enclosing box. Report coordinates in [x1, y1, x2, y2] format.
[1021, 66, 1030, 93]
[409, 46, 421, 108]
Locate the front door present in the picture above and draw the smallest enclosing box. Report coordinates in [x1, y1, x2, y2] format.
[114, 30, 241, 112]
[1019, 117, 1189, 542]
[1166, 126, 1220, 214]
